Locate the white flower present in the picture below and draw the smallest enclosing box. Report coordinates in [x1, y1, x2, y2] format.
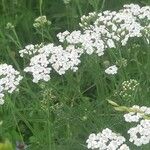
[63, 0, 71, 4]
[86, 128, 129, 150]
[128, 120, 150, 146]
[0, 93, 4, 105]
[57, 31, 70, 43]
[19, 43, 43, 57]
[118, 144, 130, 150]
[105, 65, 118, 75]
[23, 43, 81, 82]
[124, 105, 150, 123]
[24, 53, 51, 83]
[107, 39, 116, 48]
[57, 4, 149, 59]
[33, 16, 51, 28]
[0, 64, 23, 105]
[124, 112, 142, 123]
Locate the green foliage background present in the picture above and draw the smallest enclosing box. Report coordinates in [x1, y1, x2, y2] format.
[0, 0, 150, 150]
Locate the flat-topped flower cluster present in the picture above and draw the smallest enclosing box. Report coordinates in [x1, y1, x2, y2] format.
[58, 4, 150, 52]
[19, 4, 150, 83]
[21, 44, 82, 83]
[0, 64, 23, 105]
[86, 128, 129, 150]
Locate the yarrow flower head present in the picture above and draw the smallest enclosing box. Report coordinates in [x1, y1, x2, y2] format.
[86, 128, 129, 150]
[33, 16, 51, 28]
[63, 0, 71, 4]
[105, 65, 118, 75]
[57, 4, 150, 58]
[0, 64, 23, 105]
[21, 43, 82, 83]
[19, 43, 43, 58]
[79, 12, 97, 29]
[128, 119, 150, 146]
[124, 105, 150, 123]
[117, 79, 140, 100]
[124, 112, 143, 123]
[6, 22, 15, 30]
[121, 79, 139, 92]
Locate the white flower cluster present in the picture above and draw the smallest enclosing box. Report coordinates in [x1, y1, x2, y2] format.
[79, 12, 97, 29]
[24, 53, 51, 83]
[123, 105, 150, 147]
[124, 112, 143, 123]
[63, 0, 71, 4]
[22, 44, 82, 83]
[20, 4, 150, 82]
[57, 4, 150, 57]
[122, 79, 139, 91]
[6, 22, 15, 30]
[0, 64, 23, 105]
[105, 65, 118, 75]
[124, 105, 150, 123]
[19, 43, 43, 58]
[86, 128, 129, 150]
[117, 79, 140, 100]
[33, 16, 51, 28]
[128, 119, 150, 146]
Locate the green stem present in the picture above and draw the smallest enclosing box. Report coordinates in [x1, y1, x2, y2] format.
[12, 29, 22, 49]
[39, 0, 43, 16]
[47, 99, 52, 149]
[75, 0, 82, 17]
[7, 95, 24, 142]
[101, 0, 105, 11]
